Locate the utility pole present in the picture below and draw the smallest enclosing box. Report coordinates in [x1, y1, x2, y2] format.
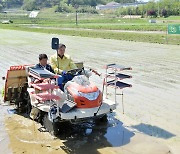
[74, 4, 79, 26]
[158, 1, 160, 17]
[76, 10, 78, 25]
[142, 3, 144, 17]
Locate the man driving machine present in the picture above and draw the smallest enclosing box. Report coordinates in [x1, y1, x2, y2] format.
[50, 43, 77, 89]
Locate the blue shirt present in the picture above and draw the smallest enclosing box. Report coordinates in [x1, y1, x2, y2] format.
[35, 63, 55, 74]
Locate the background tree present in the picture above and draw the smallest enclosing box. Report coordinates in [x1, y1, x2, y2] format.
[0, 0, 179, 16]
[147, 9, 157, 17]
[22, 0, 37, 10]
[161, 8, 167, 17]
[1, 0, 23, 8]
[0, 3, 3, 12]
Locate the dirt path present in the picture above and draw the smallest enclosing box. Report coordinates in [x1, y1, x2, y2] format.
[0, 29, 180, 154]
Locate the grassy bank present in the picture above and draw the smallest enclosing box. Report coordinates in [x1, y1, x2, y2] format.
[0, 9, 179, 45]
[1, 11, 180, 32]
[0, 24, 179, 45]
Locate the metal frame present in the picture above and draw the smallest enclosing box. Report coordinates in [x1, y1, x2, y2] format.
[105, 64, 132, 114]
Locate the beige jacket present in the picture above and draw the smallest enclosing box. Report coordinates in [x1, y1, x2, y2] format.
[50, 53, 77, 74]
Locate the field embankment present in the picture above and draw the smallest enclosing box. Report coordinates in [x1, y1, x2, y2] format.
[0, 11, 180, 45]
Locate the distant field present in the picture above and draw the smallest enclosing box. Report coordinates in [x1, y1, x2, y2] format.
[0, 9, 180, 45]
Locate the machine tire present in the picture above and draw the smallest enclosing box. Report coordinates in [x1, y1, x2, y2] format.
[100, 114, 108, 122]
[95, 114, 108, 124]
[30, 107, 42, 122]
[42, 113, 59, 136]
[24, 92, 32, 117]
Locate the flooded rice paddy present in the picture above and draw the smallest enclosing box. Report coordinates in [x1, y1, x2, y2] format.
[0, 29, 180, 154]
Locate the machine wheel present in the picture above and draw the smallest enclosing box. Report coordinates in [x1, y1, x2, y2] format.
[30, 107, 42, 123]
[25, 92, 32, 117]
[95, 114, 108, 124]
[42, 113, 59, 136]
[100, 114, 108, 122]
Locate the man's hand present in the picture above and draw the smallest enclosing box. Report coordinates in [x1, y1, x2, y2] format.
[54, 68, 63, 74]
[62, 70, 66, 75]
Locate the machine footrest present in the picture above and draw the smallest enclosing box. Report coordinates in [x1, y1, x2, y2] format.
[60, 100, 76, 113]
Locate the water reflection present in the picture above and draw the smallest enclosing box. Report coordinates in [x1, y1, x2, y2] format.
[4, 105, 135, 153]
[57, 114, 135, 154]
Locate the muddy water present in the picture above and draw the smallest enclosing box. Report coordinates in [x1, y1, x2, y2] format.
[5, 114, 65, 154]
[0, 29, 180, 153]
[3, 113, 170, 154]
[0, 104, 12, 154]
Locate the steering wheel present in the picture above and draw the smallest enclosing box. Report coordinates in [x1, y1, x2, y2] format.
[66, 68, 82, 76]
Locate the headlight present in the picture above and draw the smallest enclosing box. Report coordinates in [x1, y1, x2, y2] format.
[78, 90, 100, 100]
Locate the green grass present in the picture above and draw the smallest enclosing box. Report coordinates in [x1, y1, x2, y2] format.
[0, 9, 179, 45]
[159, 16, 180, 20]
[1, 10, 179, 31]
[1, 24, 179, 45]
[40, 23, 166, 31]
[0, 15, 168, 31]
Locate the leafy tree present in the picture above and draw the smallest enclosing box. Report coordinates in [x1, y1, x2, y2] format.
[161, 8, 168, 17]
[2, 0, 23, 8]
[147, 9, 157, 17]
[0, 4, 3, 11]
[56, 1, 74, 12]
[135, 6, 141, 15]
[22, 0, 38, 10]
[0, 0, 178, 16]
[127, 7, 132, 15]
[50, 0, 61, 6]
[77, 6, 98, 13]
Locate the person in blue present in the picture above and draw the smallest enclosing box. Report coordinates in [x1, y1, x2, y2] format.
[35, 54, 55, 73]
[50, 44, 77, 90]
[33, 54, 55, 83]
